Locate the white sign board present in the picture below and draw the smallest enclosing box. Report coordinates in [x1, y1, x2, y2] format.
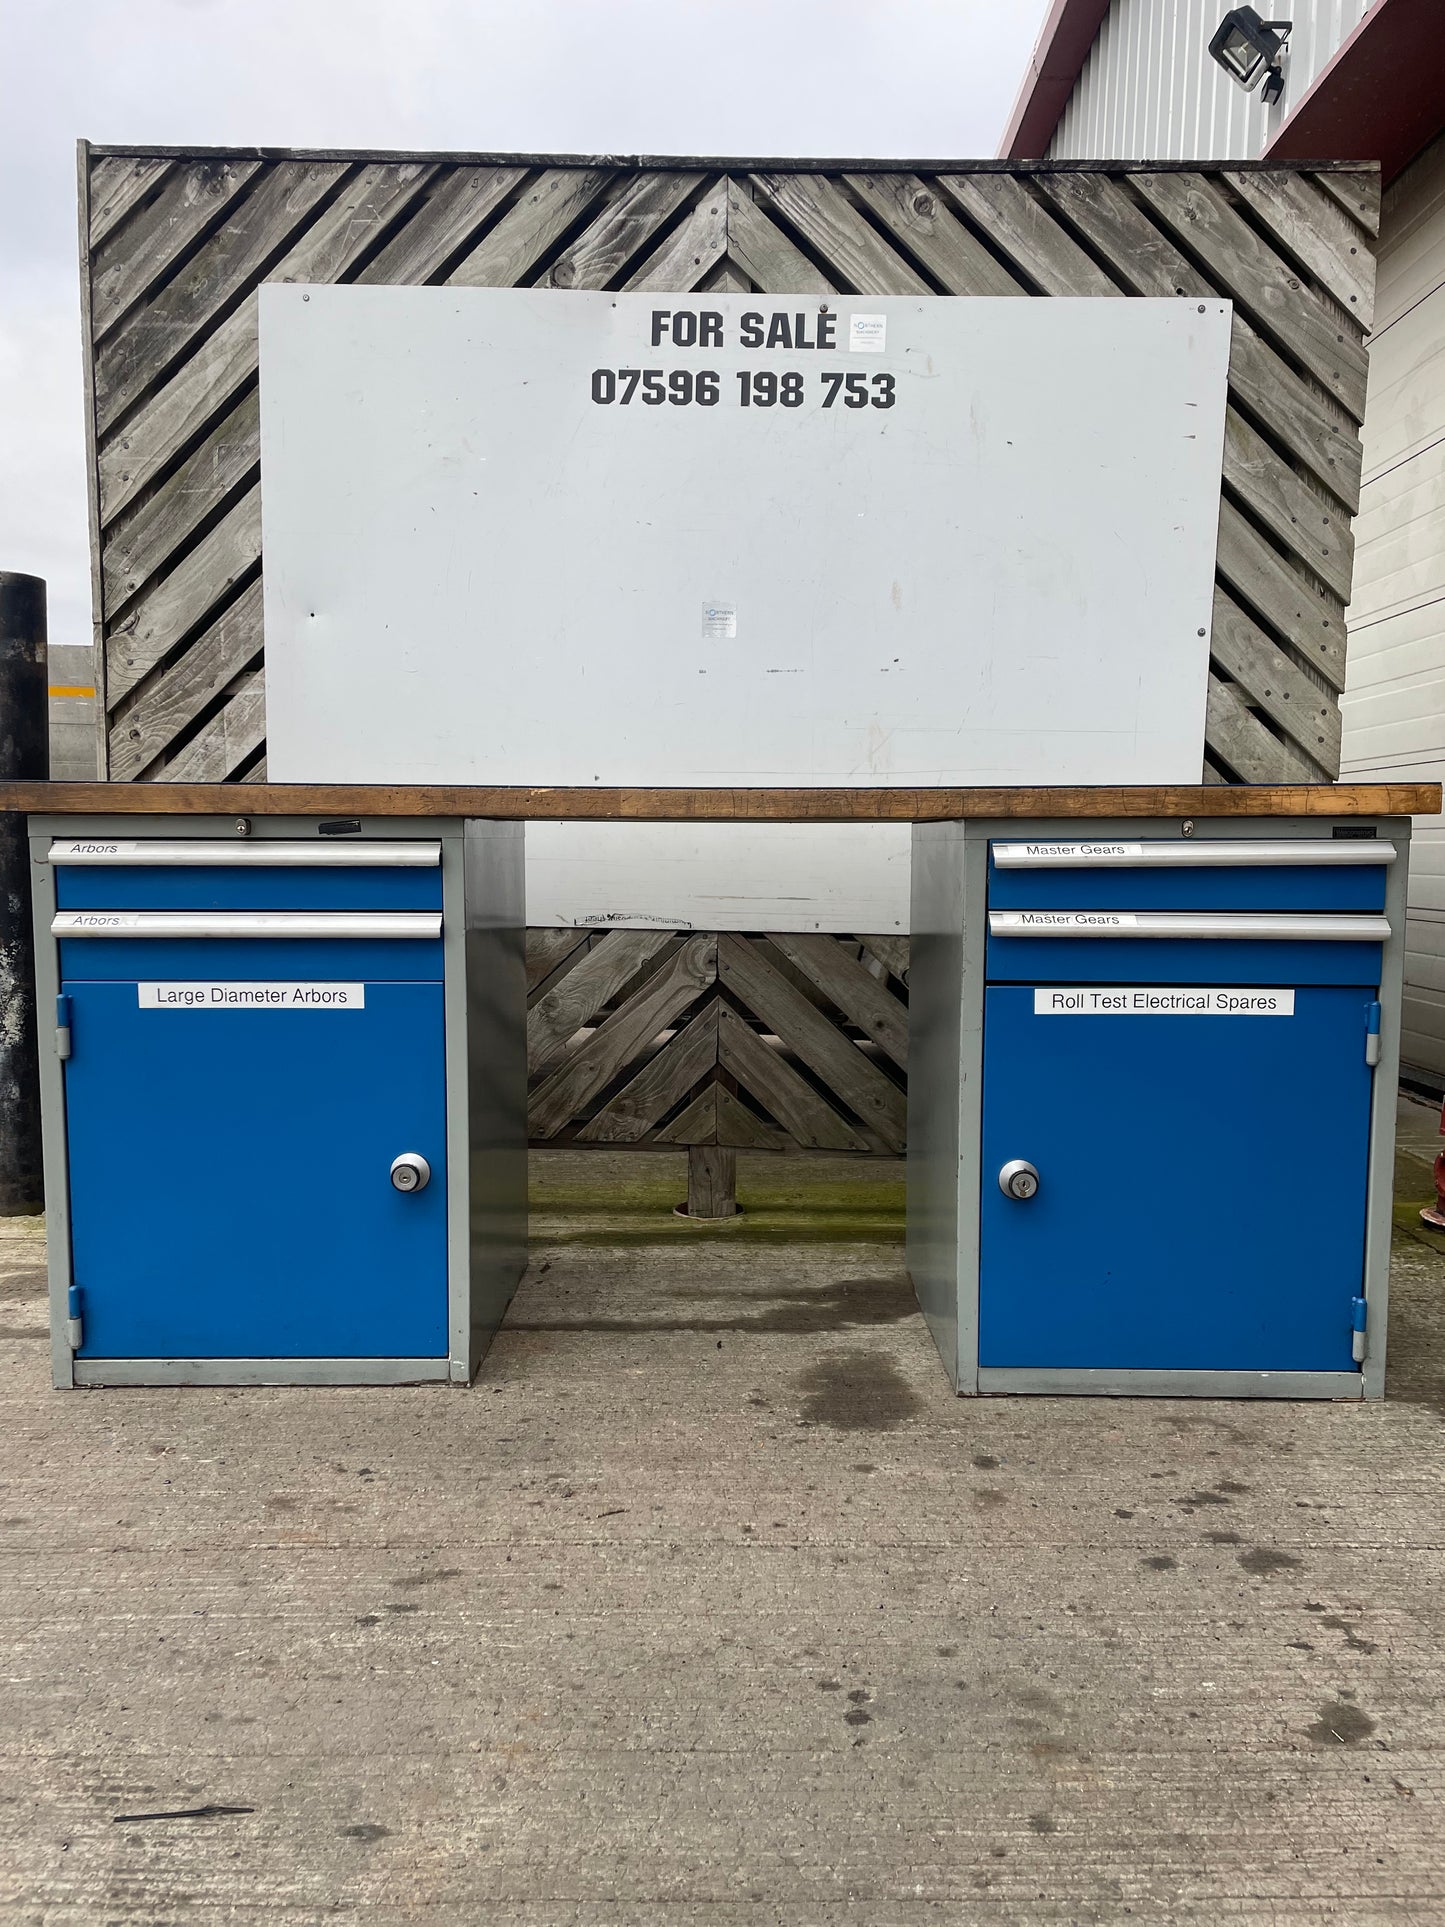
[259, 287, 1230, 926]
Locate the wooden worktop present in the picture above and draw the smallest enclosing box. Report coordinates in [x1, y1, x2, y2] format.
[1, 782, 1438, 819]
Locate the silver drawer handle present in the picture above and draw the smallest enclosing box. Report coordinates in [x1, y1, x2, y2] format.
[987, 911, 1390, 942]
[992, 840, 1394, 868]
[49, 839, 440, 867]
[52, 911, 441, 939]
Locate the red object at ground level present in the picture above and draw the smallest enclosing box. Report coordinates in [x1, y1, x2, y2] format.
[1424, 1101, 1445, 1229]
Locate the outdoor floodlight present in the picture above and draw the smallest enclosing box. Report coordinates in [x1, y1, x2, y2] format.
[1207, 7, 1291, 103]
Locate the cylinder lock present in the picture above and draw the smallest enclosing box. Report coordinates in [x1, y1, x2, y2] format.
[390, 1152, 431, 1194]
[998, 1159, 1040, 1201]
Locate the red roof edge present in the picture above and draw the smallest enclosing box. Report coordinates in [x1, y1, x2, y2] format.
[1264, 0, 1445, 184]
[998, 0, 1115, 159]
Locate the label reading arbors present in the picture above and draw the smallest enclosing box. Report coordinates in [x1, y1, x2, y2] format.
[1034, 987, 1295, 1016]
[139, 982, 366, 1010]
[50, 840, 141, 859]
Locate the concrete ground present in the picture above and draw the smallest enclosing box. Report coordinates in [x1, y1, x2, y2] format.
[0, 1102, 1443, 1924]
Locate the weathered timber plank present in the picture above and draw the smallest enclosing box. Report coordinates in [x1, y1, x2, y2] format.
[100, 305, 257, 522]
[1223, 171, 1376, 319]
[716, 1003, 868, 1152]
[710, 1083, 782, 1149]
[842, 174, 1027, 297]
[717, 935, 905, 1150]
[104, 389, 259, 612]
[159, 674, 266, 781]
[526, 929, 590, 994]
[724, 182, 835, 293]
[1221, 408, 1354, 603]
[535, 173, 703, 290]
[1226, 314, 1362, 512]
[656, 1081, 781, 1150]
[99, 163, 437, 526]
[106, 489, 261, 704]
[767, 934, 908, 1072]
[90, 158, 260, 340]
[1215, 498, 1347, 690]
[108, 579, 263, 780]
[625, 189, 729, 292]
[77, 144, 109, 778]
[701, 259, 752, 294]
[1130, 174, 1369, 416]
[858, 935, 909, 982]
[528, 935, 716, 1139]
[1034, 172, 1362, 508]
[653, 1084, 720, 1146]
[1311, 169, 1381, 237]
[95, 162, 349, 433]
[1204, 676, 1321, 784]
[88, 155, 175, 248]
[749, 173, 930, 295]
[577, 1001, 720, 1143]
[357, 165, 525, 285]
[937, 175, 1117, 296]
[528, 930, 675, 1076]
[9, 782, 1438, 818]
[684, 1143, 737, 1215]
[445, 167, 615, 288]
[1209, 586, 1341, 775]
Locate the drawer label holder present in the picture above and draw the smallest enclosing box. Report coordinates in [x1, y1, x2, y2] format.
[1033, 987, 1296, 1015]
[138, 982, 366, 1009]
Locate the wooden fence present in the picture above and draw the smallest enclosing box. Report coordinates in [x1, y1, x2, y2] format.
[78, 147, 1380, 1161]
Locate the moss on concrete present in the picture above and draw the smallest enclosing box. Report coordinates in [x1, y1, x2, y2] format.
[529, 1148, 905, 1247]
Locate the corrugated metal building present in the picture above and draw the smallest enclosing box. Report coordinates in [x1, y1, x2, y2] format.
[1002, 0, 1445, 1088]
[1052, 0, 1368, 164]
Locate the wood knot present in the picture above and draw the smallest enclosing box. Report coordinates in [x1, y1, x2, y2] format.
[911, 192, 935, 218]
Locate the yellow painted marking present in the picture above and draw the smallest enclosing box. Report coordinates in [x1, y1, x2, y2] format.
[49, 685, 96, 699]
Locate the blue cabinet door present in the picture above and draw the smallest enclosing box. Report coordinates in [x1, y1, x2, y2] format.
[63, 981, 448, 1359]
[978, 986, 1373, 1373]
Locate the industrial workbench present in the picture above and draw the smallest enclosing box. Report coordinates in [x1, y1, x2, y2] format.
[4, 781, 1437, 1398]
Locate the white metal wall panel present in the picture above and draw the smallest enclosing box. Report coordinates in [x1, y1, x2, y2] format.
[1340, 134, 1445, 1081]
[1050, 0, 1371, 161]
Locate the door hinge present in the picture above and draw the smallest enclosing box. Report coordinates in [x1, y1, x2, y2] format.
[66, 1285, 83, 1352]
[55, 993, 72, 1061]
[1350, 1294, 1368, 1365]
[1364, 1000, 1381, 1068]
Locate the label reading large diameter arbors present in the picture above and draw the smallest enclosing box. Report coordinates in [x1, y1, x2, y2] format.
[139, 982, 366, 1010]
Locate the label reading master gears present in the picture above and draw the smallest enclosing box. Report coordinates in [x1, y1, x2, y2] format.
[589, 310, 898, 414]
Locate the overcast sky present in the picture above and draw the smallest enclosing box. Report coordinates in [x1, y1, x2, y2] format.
[1, 0, 1050, 653]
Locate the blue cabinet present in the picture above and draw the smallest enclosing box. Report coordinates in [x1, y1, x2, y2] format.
[30, 822, 528, 1388]
[979, 983, 1373, 1372]
[64, 978, 448, 1359]
[906, 823, 1408, 1400]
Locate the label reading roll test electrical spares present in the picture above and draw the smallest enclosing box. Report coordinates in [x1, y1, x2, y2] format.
[139, 982, 366, 1009]
[1034, 988, 1296, 1016]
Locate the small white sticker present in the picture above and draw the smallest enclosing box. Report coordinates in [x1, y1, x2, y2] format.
[848, 314, 887, 353]
[1033, 987, 1295, 1016]
[50, 840, 140, 860]
[702, 600, 737, 640]
[138, 982, 366, 1010]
